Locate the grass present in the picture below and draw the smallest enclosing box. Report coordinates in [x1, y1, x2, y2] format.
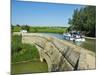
[11, 35, 40, 63]
[13, 26, 21, 32]
[11, 35, 48, 74]
[11, 44, 40, 63]
[12, 26, 67, 33]
[80, 38, 96, 52]
[11, 35, 22, 55]
[29, 27, 66, 33]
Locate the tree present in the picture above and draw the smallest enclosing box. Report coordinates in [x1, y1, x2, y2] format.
[16, 24, 20, 27]
[68, 6, 96, 37]
[21, 25, 30, 32]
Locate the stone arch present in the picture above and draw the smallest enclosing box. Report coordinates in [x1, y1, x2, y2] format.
[34, 44, 52, 72]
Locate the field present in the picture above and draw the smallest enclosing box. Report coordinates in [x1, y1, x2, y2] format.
[11, 35, 48, 74]
[12, 26, 67, 33]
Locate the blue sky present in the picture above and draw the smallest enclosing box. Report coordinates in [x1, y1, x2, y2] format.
[11, 0, 84, 27]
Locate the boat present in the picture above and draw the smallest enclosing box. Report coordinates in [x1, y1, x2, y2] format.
[63, 31, 85, 42]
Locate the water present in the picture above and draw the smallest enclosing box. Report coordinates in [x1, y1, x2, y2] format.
[68, 39, 96, 52]
[41, 33, 96, 52]
[11, 60, 48, 74]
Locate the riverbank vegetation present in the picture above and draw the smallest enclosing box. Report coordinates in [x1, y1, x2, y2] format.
[11, 25, 67, 34]
[11, 35, 39, 63]
[68, 6, 96, 37]
[11, 35, 48, 74]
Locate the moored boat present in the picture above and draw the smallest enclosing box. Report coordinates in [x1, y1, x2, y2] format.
[63, 31, 85, 42]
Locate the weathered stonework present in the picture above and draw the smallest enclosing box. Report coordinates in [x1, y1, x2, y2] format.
[22, 33, 96, 72]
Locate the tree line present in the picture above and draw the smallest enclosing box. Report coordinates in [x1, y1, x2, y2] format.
[11, 24, 30, 32]
[68, 6, 96, 37]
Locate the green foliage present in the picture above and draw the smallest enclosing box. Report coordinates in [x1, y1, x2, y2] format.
[13, 26, 21, 32]
[29, 27, 66, 34]
[16, 24, 20, 27]
[12, 25, 66, 34]
[11, 35, 39, 63]
[21, 25, 30, 31]
[12, 44, 39, 63]
[68, 6, 96, 37]
[11, 35, 22, 54]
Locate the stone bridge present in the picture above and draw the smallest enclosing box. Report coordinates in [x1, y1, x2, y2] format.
[22, 33, 95, 72]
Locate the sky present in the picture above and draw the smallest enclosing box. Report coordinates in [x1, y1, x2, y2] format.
[11, 0, 84, 27]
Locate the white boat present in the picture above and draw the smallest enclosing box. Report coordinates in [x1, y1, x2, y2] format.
[74, 38, 85, 42]
[63, 32, 85, 42]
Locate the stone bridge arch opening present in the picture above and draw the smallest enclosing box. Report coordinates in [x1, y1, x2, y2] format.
[43, 59, 47, 63]
[33, 44, 52, 72]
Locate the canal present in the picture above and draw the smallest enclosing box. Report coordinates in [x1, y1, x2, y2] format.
[41, 33, 96, 52]
[11, 60, 48, 74]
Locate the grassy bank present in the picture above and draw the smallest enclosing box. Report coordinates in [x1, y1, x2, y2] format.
[11, 35, 40, 63]
[29, 27, 66, 33]
[12, 26, 66, 34]
[11, 35, 48, 74]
